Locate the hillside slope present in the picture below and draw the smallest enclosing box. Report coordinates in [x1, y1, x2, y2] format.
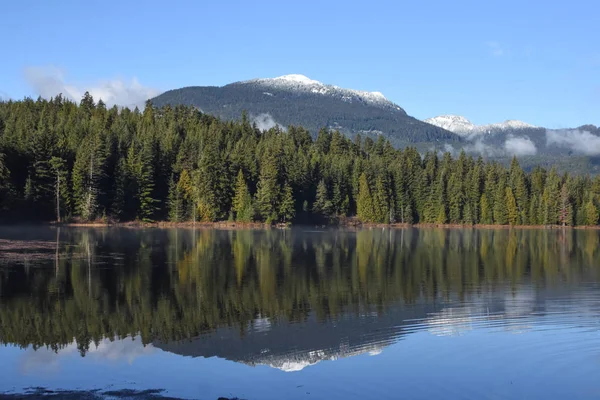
[151, 74, 460, 146]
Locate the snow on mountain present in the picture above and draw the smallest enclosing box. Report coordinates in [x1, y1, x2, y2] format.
[425, 115, 537, 137]
[241, 74, 400, 110]
[423, 115, 477, 135]
[245, 344, 384, 372]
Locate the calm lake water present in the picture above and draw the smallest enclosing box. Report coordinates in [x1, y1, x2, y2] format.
[1, 227, 600, 399]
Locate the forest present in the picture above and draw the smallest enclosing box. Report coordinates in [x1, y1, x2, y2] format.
[0, 93, 599, 226]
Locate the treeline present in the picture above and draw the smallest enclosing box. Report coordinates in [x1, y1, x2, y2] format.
[0, 94, 599, 225]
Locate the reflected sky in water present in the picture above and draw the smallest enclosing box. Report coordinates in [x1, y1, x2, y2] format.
[1, 227, 600, 399]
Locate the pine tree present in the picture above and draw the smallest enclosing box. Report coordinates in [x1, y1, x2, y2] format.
[256, 153, 280, 223]
[137, 142, 157, 222]
[279, 182, 295, 223]
[529, 194, 540, 225]
[493, 177, 508, 225]
[480, 193, 492, 225]
[233, 169, 253, 222]
[72, 138, 105, 221]
[373, 175, 390, 223]
[313, 179, 333, 217]
[430, 175, 447, 224]
[506, 187, 518, 225]
[435, 201, 447, 224]
[167, 174, 183, 222]
[543, 169, 561, 225]
[195, 137, 227, 222]
[559, 184, 573, 226]
[177, 169, 194, 220]
[49, 157, 68, 222]
[447, 172, 463, 223]
[509, 157, 529, 224]
[585, 198, 599, 226]
[357, 173, 375, 223]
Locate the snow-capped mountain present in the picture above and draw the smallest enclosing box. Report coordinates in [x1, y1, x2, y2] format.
[151, 76, 460, 145]
[424, 114, 536, 137]
[243, 74, 399, 110]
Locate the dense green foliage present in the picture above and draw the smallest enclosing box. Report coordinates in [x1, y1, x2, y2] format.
[150, 82, 461, 146]
[1, 95, 600, 226]
[1, 227, 600, 353]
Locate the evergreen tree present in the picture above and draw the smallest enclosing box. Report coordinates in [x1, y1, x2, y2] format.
[357, 173, 375, 222]
[506, 187, 518, 225]
[493, 177, 508, 225]
[585, 198, 599, 226]
[373, 175, 390, 223]
[167, 174, 183, 222]
[72, 139, 105, 221]
[232, 169, 253, 222]
[447, 172, 463, 223]
[256, 153, 280, 223]
[177, 169, 194, 220]
[480, 194, 492, 225]
[279, 182, 295, 223]
[559, 184, 573, 226]
[529, 195, 540, 225]
[49, 157, 68, 222]
[313, 179, 333, 217]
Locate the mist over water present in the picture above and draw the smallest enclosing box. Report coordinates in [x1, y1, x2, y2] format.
[1, 227, 600, 399]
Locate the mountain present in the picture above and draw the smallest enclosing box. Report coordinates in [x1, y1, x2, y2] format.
[423, 114, 600, 173]
[151, 74, 461, 146]
[424, 115, 537, 137]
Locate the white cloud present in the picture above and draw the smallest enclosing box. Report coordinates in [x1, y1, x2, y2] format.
[18, 336, 156, 374]
[23, 66, 159, 109]
[486, 41, 504, 57]
[442, 135, 537, 157]
[546, 128, 600, 155]
[504, 135, 537, 156]
[443, 143, 456, 154]
[252, 113, 286, 132]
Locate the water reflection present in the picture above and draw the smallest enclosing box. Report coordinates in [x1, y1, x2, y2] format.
[0, 228, 600, 355]
[1, 227, 600, 384]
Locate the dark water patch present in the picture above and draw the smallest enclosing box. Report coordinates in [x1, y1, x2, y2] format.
[0, 388, 183, 400]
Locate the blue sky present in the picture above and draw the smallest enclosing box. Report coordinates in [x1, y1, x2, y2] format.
[3, 0, 598, 128]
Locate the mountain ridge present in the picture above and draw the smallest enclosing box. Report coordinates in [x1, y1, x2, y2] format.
[151, 75, 461, 146]
[424, 114, 537, 136]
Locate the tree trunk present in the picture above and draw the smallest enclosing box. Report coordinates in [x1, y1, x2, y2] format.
[56, 173, 61, 223]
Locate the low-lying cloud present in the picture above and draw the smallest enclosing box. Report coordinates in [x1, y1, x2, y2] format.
[252, 113, 286, 132]
[546, 129, 600, 155]
[442, 134, 537, 157]
[504, 135, 537, 156]
[24, 66, 159, 109]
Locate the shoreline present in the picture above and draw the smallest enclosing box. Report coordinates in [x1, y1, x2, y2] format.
[16, 220, 600, 230]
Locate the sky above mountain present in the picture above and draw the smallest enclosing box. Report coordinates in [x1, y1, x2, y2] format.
[2, 0, 599, 128]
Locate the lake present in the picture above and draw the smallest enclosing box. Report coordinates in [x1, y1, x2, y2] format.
[1, 226, 600, 399]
